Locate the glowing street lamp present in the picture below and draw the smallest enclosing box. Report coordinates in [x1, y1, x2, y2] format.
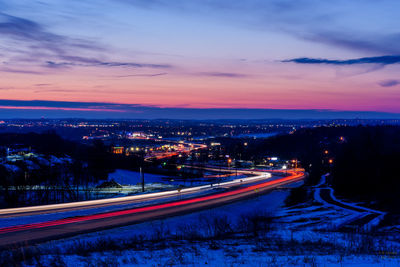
[282, 165, 287, 175]
[227, 158, 232, 168]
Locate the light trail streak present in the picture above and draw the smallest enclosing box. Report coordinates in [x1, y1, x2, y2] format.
[0, 171, 271, 216]
[0, 171, 303, 234]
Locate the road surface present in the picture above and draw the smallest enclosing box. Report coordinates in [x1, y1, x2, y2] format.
[0, 169, 304, 248]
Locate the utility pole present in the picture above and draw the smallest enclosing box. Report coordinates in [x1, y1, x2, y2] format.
[140, 167, 145, 192]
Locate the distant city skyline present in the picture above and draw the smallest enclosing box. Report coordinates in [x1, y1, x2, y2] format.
[1, 1, 400, 118]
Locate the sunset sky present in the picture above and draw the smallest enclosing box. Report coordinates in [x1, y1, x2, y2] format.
[1, 0, 400, 118]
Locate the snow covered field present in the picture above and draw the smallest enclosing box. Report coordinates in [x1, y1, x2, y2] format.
[108, 169, 168, 185]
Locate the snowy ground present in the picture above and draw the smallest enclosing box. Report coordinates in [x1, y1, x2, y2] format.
[108, 169, 245, 187]
[108, 170, 169, 185]
[6, 182, 400, 266]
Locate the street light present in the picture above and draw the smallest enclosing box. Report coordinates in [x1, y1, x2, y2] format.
[282, 165, 287, 175]
[291, 159, 298, 169]
[140, 167, 145, 192]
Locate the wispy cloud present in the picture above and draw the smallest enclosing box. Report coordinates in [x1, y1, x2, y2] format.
[44, 59, 171, 69]
[115, 72, 168, 78]
[0, 67, 44, 75]
[379, 80, 400, 87]
[297, 31, 400, 55]
[0, 12, 101, 56]
[0, 99, 140, 113]
[283, 55, 400, 66]
[33, 89, 77, 94]
[197, 72, 248, 78]
[118, 0, 400, 54]
[0, 12, 173, 73]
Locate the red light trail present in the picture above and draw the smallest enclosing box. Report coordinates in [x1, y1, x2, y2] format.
[0, 171, 303, 235]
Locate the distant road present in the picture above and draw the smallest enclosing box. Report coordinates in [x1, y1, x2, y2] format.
[0, 169, 304, 248]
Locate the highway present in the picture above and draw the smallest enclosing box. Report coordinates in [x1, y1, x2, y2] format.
[143, 140, 207, 162]
[0, 169, 304, 248]
[0, 169, 270, 218]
